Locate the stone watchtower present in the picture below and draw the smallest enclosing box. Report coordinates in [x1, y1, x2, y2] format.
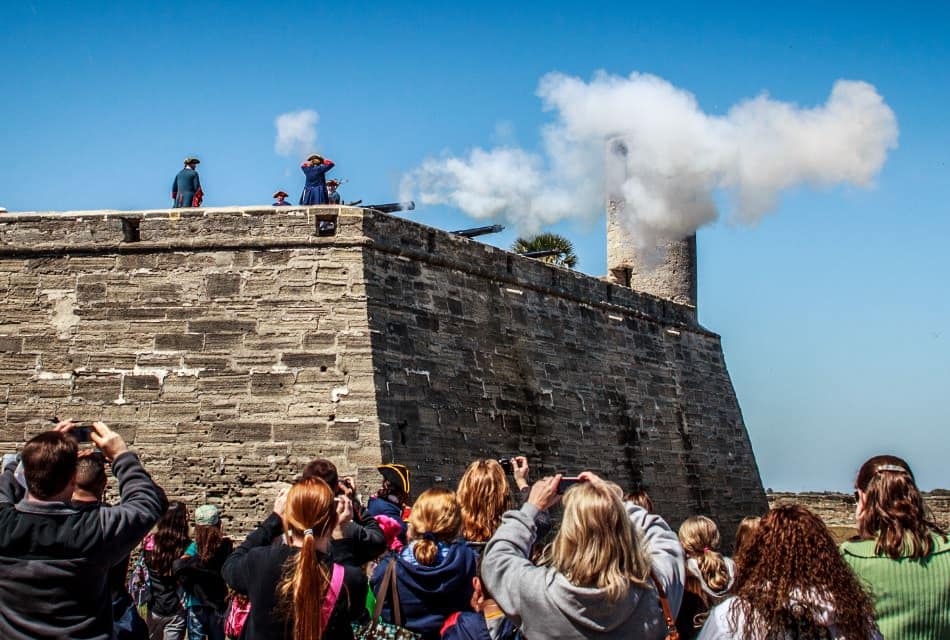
[606, 137, 698, 312]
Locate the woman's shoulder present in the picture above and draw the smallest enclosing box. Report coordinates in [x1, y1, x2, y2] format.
[699, 597, 741, 639]
[841, 532, 950, 560]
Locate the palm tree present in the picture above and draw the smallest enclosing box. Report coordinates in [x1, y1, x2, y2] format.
[511, 232, 578, 268]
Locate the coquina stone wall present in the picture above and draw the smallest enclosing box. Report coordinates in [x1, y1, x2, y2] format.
[0, 206, 766, 536]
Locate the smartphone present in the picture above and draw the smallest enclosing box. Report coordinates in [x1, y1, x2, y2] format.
[51, 417, 95, 444]
[68, 425, 94, 443]
[557, 477, 585, 494]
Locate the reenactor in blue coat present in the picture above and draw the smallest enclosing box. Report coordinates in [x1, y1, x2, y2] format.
[299, 154, 335, 205]
[272, 191, 292, 206]
[172, 157, 203, 208]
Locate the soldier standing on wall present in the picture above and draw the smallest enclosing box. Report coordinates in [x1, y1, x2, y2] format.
[299, 154, 335, 205]
[327, 179, 343, 205]
[172, 157, 203, 208]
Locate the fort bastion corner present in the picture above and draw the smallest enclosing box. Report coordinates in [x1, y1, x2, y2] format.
[0, 205, 766, 537]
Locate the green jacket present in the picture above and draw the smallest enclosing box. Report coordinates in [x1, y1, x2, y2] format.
[841, 533, 950, 639]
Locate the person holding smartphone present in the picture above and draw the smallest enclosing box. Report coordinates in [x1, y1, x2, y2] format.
[481, 471, 684, 640]
[0, 420, 167, 639]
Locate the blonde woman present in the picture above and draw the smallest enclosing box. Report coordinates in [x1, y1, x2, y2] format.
[482, 472, 684, 640]
[371, 488, 478, 639]
[676, 516, 735, 639]
[457, 459, 512, 550]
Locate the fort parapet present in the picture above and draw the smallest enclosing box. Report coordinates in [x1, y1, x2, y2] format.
[0, 206, 766, 535]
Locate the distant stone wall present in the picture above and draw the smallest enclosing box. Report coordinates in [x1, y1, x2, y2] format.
[0, 206, 766, 537]
[768, 492, 950, 530]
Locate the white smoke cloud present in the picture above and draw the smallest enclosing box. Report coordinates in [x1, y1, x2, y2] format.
[401, 71, 898, 245]
[274, 109, 319, 158]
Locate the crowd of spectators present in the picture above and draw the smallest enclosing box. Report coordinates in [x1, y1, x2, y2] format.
[0, 420, 946, 640]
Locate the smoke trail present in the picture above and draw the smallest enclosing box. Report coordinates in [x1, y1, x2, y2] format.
[401, 72, 898, 246]
[274, 109, 319, 158]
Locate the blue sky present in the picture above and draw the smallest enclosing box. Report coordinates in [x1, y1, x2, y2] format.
[1, 1, 947, 490]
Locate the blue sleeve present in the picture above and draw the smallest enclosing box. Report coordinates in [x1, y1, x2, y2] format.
[171, 175, 178, 197]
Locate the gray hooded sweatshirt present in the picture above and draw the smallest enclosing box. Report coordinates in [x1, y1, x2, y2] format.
[482, 502, 685, 640]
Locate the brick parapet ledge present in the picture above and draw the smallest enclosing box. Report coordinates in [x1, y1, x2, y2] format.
[0, 205, 708, 335]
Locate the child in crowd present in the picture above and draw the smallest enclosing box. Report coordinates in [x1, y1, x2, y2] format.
[367, 463, 412, 542]
[372, 488, 478, 640]
[175, 504, 232, 640]
[676, 516, 735, 639]
[144, 502, 191, 640]
[441, 557, 520, 640]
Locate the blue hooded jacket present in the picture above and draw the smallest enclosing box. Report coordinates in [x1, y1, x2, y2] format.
[372, 542, 478, 639]
[440, 611, 520, 640]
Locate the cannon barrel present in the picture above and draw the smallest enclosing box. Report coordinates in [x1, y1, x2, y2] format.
[364, 201, 415, 214]
[452, 224, 505, 238]
[519, 249, 562, 259]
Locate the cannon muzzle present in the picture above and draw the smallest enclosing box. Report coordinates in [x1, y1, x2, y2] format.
[364, 201, 415, 214]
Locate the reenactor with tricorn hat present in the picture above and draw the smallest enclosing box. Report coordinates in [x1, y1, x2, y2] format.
[171, 156, 203, 208]
[299, 153, 335, 205]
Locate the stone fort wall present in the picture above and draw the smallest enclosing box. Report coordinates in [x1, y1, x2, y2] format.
[0, 206, 766, 536]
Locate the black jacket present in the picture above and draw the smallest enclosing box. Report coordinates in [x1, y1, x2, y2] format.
[174, 538, 234, 613]
[0, 452, 167, 639]
[222, 513, 367, 640]
[330, 498, 387, 567]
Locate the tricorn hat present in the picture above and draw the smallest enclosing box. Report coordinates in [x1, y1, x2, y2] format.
[377, 463, 411, 496]
[183, 156, 200, 165]
[307, 154, 323, 162]
[273, 190, 289, 198]
[327, 179, 340, 187]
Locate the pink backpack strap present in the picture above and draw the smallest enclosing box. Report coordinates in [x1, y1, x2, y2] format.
[321, 563, 346, 632]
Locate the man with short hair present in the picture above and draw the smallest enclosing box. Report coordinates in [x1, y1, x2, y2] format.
[73, 451, 108, 504]
[0, 421, 167, 639]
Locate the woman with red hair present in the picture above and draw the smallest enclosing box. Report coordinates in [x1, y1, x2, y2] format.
[698, 504, 880, 639]
[223, 478, 367, 640]
[842, 455, 949, 639]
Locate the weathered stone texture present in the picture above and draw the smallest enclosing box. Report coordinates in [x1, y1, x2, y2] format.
[0, 206, 765, 536]
[362, 213, 765, 539]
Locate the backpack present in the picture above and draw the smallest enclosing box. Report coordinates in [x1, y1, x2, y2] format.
[224, 594, 252, 639]
[127, 554, 151, 617]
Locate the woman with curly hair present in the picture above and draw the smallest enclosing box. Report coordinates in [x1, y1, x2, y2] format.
[842, 455, 950, 638]
[457, 459, 512, 551]
[698, 504, 880, 639]
[144, 502, 191, 640]
[676, 516, 735, 639]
